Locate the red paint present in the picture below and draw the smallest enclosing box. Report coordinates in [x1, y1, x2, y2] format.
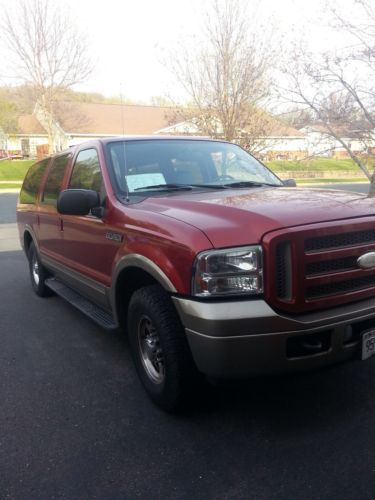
[17, 138, 375, 311]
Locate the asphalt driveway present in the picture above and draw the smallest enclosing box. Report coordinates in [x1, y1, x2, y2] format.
[1, 191, 375, 499]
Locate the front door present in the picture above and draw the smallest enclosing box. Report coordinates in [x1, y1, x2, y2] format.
[60, 148, 120, 307]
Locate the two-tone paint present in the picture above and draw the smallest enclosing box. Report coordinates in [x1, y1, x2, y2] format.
[17, 137, 375, 378]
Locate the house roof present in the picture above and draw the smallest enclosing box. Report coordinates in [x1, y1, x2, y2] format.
[55, 101, 176, 135]
[301, 122, 374, 139]
[156, 119, 304, 138]
[17, 114, 46, 135]
[15, 101, 304, 139]
[266, 122, 304, 137]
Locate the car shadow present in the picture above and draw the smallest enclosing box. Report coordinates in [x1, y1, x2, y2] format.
[185, 360, 371, 432]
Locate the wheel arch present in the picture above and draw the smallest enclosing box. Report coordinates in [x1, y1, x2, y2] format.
[23, 225, 39, 258]
[111, 255, 178, 330]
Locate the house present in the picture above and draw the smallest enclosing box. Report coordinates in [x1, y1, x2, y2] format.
[6, 102, 177, 158]
[155, 117, 307, 161]
[4, 101, 307, 160]
[301, 124, 375, 158]
[6, 114, 48, 158]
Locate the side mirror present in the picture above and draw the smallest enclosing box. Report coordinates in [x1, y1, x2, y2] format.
[282, 179, 296, 187]
[57, 189, 100, 216]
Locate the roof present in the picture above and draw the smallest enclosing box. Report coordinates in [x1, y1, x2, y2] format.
[98, 135, 228, 144]
[155, 115, 304, 138]
[17, 114, 46, 135]
[56, 102, 176, 135]
[265, 122, 304, 137]
[302, 122, 374, 139]
[14, 102, 304, 138]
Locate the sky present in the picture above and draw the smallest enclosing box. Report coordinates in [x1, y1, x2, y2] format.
[0, 0, 354, 103]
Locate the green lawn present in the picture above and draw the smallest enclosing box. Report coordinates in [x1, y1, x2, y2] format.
[266, 158, 371, 173]
[296, 178, 369, 184]
[0, 183, 22, 189]
[0, 158, 371, 189]
[0, 160, 34, 181]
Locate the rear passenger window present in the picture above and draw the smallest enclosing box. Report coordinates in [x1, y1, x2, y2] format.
[19, 159, 49, 204]
[42, 154, 71, 206]
[70, 149, 103, 193]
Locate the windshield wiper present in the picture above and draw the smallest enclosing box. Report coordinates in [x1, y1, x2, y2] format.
[188, 183, 227, 189]
[133, 181, 279, 192]
[134, 183, 193, 191]
[222, 181, 279, 188]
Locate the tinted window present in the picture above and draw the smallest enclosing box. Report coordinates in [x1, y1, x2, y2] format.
[70, 149, 103, 193]
[42, 154, 71, 205]
[19, 159, 49, 204]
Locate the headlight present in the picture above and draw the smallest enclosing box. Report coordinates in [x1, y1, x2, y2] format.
[192, 245, 263, 297]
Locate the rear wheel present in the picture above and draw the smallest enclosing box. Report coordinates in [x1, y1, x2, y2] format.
[127, 285, 201, 412]
[28, 242, 53, 297]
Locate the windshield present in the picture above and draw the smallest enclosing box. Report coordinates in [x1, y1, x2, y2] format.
[106, 139, 282, 195]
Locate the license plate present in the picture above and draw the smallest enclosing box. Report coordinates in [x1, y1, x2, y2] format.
[362, 330, 375, 360]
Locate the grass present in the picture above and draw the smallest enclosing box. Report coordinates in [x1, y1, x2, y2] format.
[0, 183, 22, 189]
[296, 178, 369, 184]
[266, 158, 371, 173]
[0, 160, 34, 181]
[0, 158, 371, 189]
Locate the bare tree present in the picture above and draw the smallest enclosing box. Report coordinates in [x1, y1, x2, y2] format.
[0, 89, 19, 133]
[169, 0, 277, 151]
[281, 0, 375, 192]
[1, 0, 92, 152]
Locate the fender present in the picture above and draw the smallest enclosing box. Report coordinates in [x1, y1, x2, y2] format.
[23, 224, 39, 256]
[110, 254, 177, 324]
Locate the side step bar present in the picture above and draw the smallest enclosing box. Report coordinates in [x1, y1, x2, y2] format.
[45, 278, 118, 331]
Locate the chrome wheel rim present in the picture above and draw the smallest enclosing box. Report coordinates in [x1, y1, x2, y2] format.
[137, 315, 165, 384]
[32, 254, 40, 286]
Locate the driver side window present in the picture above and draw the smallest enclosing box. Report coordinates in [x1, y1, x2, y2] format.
[70, 149, 106, 202]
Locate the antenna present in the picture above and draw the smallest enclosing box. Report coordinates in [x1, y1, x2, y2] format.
[120, 82, 130, 203]
[120, 81, 125, 136]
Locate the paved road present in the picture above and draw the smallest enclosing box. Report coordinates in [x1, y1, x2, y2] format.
[1, 190, 375, 499]
[308, 182, 370, 194]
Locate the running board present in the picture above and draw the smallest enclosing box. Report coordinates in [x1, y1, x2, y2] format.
[45, 278, 118, 331]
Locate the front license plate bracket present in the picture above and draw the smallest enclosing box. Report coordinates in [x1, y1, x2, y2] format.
[361, 329, 375, 360]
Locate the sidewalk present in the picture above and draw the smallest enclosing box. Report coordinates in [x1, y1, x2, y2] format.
[0, 223, 21, 252]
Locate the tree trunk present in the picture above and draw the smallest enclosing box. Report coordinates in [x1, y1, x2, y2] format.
[369, 172, 375, 198]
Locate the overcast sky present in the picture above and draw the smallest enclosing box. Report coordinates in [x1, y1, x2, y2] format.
[0, 0, 354, 103]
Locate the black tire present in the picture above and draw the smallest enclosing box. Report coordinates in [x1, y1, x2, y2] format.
[28, 242, 53, 297]
[127, 285, 201, 412]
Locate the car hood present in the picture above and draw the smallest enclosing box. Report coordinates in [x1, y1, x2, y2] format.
[139, 186, 375, 247]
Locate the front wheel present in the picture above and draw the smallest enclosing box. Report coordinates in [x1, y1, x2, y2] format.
[127, 285, 201, 412]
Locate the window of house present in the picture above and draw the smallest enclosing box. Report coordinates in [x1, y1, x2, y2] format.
[42, 154, 71, 206]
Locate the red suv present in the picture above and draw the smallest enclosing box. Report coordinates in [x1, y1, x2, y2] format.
[17, 137, 375, 410]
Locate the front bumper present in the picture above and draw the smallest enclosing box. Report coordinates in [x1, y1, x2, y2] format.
[172, 296, 375, 378]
